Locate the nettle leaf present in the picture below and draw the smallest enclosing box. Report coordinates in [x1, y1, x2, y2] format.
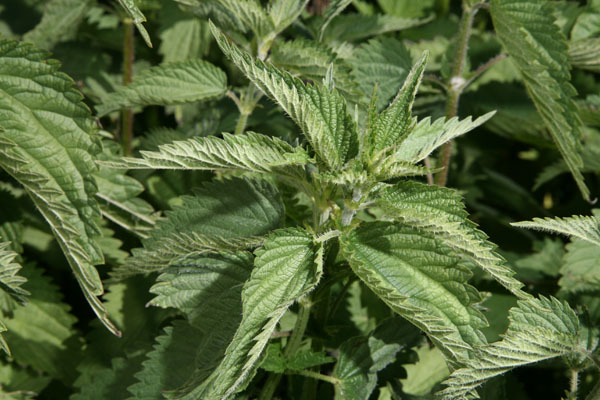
[107, 132, 309, 180]
[439, 297, 581, 400]
[393, 112, 495, 163]
[96, 59, 227, 115]
[491, 0, 590, 200]
[349, 37, 413, 110]
[116, 0, 152, 47]
[118, 178, 283, 277]
[377, 181, 530, 300]
[185, 228, 323, 399]
[262, 343, 334, 373]
[512, 214, 600, 247]
[4, 266, 79, 382]
[569, 38, 600, 73]
[72, 357, 139, 400]
[268, 0, 307, 34]
[0, 242, 28, 307]
[269, 39, 360, 104]
[322, 13, 430, 43]
[319, 0, 352, 40]
[133, 252, 253, 398]
[128, 320, 205, 400]
[333, 317, 421, 400]
[174, 0, 247, 33]
[340, 222, 488, 365]
[95, 157, 156, 239]
[149, 251, 253, 327]
[0, 39, 117, 334]
[0, 242, 29, 356]
[158, 3, 210, 63]
[559, 239, 600, 293]
[23, 0, 94, 50]
[368, 52, 427, 155]
[210, 23, 359, 170]
[216, 0, 273, 39]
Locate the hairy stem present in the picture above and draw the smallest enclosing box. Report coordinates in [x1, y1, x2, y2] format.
[121, 18, 134, 156]
[435, 3, 480, 186]
[233, 112, 250, 135]
[258, 299, 313, 400]
[232, 84, 262, 135]
[570, 369, 579, 398]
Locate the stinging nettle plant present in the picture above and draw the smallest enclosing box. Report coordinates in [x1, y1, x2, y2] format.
[0, 0, 599, 399]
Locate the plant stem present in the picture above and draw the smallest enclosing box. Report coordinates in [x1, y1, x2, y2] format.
[258, 299, 313, 400]
[231, 84, 262, 135]
[121, 18, 135, 156]
[570, 369, 579, 398]
[435, 2, 480, 186]
[234, 112, 250, 135]
[286, 369, 339, 386]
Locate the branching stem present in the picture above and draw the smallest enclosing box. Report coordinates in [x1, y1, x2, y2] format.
[258, 299, 313, 400]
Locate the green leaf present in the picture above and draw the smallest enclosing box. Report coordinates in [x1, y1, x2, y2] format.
[377, 181, 530, 300]
[559, 239, 600, 293]
[149, 251, 253, 327]
[267, 0, 307, 35]
[0, 242, 28, 308]
[105, 132, 309, 180]
[322, 13, 430, 43]
[118, 178, 282, 277]
[210, 23, 359, 170]
[512, 214, 600, 247]
[349, 37, 413, 110]
[0, 39, 117, 335]
[133, 252, 254, 398]
[216, 0, 272, 39]
[490, 0, 590, 200]
[127, 320, 205, 400]
[514, 238, 564, 279]
[158, 3, 210, 63]
[393, 112, 495, 163]
[368, 52, 427, 155]
[269, 39, 359, 101]
[23, 0, 94, 50]
[185, 227, 323, 399]
[116, 0, 152, 47]
[72, 357, 140, 400]
[0, 241, 29, 356]
[95, 154, 156, 239]
[4, 266, 79, 382]
[262, 344, 334, 373]
[96, 59, 227, 115]
[173, 0, 247, 33]
[340, 222, 488, 365]
[570, 38, 600, 73]
[439, 296, 582, 400]
[400, 343, 449, 396]
[319, 0, 353, 40]
[333, 317, 421, 400]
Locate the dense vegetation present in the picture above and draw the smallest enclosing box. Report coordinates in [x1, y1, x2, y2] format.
[0, 0, 599, 398]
